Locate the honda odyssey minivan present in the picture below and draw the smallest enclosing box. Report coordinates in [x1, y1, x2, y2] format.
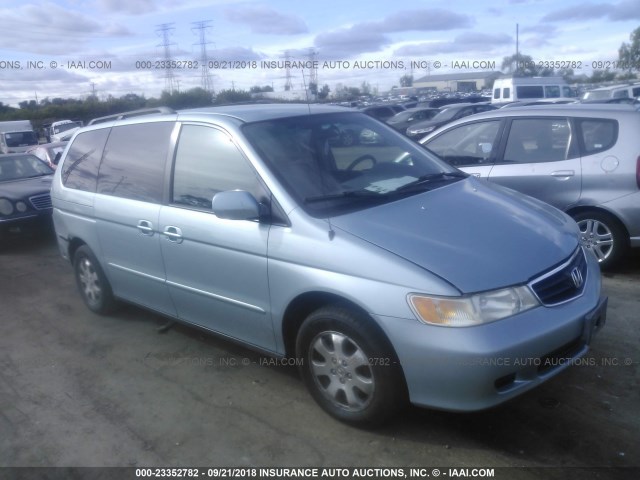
[51, 104, 606, 425]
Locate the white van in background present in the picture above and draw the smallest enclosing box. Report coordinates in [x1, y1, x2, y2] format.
[492, 77, 575, 104]
[0, 120, 39, 154]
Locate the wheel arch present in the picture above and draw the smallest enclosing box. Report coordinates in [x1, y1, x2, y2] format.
[565, 205, 630, 239]
[281, 292, 404, 372]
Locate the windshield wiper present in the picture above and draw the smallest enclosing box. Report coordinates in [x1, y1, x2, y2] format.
[394, 171, 467, 193]
[304, 189, 382, 204]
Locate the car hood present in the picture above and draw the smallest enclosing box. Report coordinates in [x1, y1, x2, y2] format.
[0, 175, 53, 200]
[330, 178, 579, 293]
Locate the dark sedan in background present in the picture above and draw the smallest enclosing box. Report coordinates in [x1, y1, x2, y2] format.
[386, 107, 441, 133]
[0, 154, 54, 244]
[406, 103, 497, 139]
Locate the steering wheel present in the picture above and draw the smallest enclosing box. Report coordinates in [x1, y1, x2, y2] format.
[347, 154, 377, 171]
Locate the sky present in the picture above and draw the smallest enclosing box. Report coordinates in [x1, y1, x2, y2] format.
[0, 0, 639, 106]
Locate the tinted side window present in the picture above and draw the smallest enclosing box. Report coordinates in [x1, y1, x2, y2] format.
[577, 118, 618, 154]
[613, 89, 629, 99]
[503, 118, 573, 163]
[425, 120, 501, 167]
[172, 125, 263, 210]
[517, 86, 544, 99]
[545, 85, 560, 98]
[61, 128, 110, 192]
[632, 87, 640, 97]
[97, 122, 173, 203]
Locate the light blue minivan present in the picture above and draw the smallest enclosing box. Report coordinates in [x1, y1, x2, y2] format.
[51, 105, 607, 425]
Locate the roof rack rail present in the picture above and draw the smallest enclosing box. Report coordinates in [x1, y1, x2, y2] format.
[88, 106, 176, 125]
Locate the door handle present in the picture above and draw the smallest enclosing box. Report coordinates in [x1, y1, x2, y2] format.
[163, 226, 183, 243]
[550, 170, 575, 178]
[137, 220, 154, 236]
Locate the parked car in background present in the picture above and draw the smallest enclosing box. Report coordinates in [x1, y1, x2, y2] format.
[27, 141, 68, 169]
[0, 153, 54, 244]
[386, 107, 441, 133]
[418, 104, 640, 268]
[0, 120, 39, 154]
[406, 103, 497, 138]
[52, 104, 606, 425]
[49, 120, 83, 143]
[360, 104, 405, 121]
[582, 83, 640, 102]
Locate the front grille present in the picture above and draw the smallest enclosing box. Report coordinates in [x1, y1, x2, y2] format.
[29, 194, 52, 210]
[530, 248, 587, 305]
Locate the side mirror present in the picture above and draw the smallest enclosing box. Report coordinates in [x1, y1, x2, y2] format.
[211, 190, 260, 220]
[53, 152, 62, 165]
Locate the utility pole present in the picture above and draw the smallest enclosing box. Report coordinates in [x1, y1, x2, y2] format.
[308, 47, 318, 94]
[283, 50, 293, 91]
[156, 23, 177, 94]
[192, 20, 214, 94]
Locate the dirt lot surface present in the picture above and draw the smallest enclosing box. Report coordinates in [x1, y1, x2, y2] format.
[1, 231, 638, 480]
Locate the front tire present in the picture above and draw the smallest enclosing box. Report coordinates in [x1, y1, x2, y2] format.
[296, 306, 406, 426]
[73, 245, 117, 314]
[573, 211, 628, 270]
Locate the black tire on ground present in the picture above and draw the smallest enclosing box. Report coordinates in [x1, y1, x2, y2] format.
[73, 245, 117, 314]
[296, 305, 407, 426]
[572, 210, 629, 270]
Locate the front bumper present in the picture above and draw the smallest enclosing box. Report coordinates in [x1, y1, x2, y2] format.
[375, 251, 606, 411]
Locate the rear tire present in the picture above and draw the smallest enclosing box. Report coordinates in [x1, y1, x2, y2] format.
[573, 211, 628, 270]
[296, 305, 407, 426]
[73, 245, 117, 314]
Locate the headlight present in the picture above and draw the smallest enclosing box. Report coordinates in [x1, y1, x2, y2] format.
[0, 198, 14, 215]
[408, 286, 539, 327]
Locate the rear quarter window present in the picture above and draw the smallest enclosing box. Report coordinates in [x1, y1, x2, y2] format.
[61, 128, 110, 192]
[576, 118, 618, 155]
[97, 122, 174, 203]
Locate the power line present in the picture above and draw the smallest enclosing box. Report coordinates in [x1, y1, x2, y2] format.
[156, 23, 177, 94]
[191, 20, 214, 94]
[283, 50, 293, 91]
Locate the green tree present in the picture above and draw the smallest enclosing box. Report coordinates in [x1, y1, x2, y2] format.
[317, 84, 330, 100]
[501, 53, 538, 76]
[618, 26, 640, 74]
[399, 74, 413, 87]
[214, 88, 252, 104]
[589, 69, 616, 83]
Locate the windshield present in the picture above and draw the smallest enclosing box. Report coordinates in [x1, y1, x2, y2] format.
[53, 122, 81, 134]
[242, 112, 463, 217]
[431, 106, 462, 122]
[582, 90, 611, 101]
[4, 131, 38, 147]
[0, 154, 54, 182]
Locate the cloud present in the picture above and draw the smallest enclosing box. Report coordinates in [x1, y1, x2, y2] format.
[211, 46, 265, 62]
[224, 6, 307, 35]
[541, 1, 640, 22]
[380, 9, 473, 31]
[98, 0, 159, 15]
[0, 2, 132, 55]
[314, 8, 473, 58]
[393, 33, 512, 56]
[315, 24, 390, 58]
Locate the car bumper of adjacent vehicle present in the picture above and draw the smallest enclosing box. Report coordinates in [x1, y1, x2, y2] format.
[374, 251, 606, 411]
[0, 212, 52, 238]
